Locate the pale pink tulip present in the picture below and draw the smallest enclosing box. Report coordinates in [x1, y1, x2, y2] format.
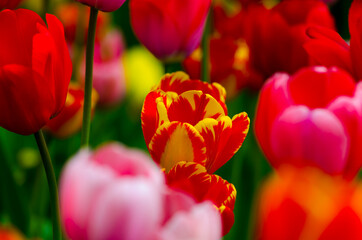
[60, 143, 222, 240]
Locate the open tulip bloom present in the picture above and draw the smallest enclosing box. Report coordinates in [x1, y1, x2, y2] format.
[142, 72, 250, 174]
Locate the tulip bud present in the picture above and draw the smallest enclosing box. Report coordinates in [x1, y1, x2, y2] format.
[0, 9, 72, 135]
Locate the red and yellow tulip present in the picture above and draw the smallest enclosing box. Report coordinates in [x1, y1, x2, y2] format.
[141, 71, 250, 173]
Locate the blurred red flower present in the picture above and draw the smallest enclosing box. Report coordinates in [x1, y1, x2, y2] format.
[305, 0, 362, 80]
[129, 0, 211, 61]
[0, 9, 72, 135]
[257, 166, 362, 240]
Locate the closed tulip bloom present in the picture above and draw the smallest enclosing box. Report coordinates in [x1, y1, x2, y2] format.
[75, 0, 126, 12]
[0, 9, 72, 135]
[257, 166, 362, 240]
[60, 143, 222, 240]
[255, 66, 362, 179]
[130, 0, 211, 61]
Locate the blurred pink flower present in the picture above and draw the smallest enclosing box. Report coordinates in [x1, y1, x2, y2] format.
[255, 66, 362, 179]
[60, 143, 222, 240]
[80, 30, 126, 107]
[75, 0, 126, 12]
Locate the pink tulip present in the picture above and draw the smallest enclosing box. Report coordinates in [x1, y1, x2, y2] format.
[75, 0, 126, 12]
[129, 0, 211, 61]
[60, 143, 222, 240]
[80, 30, 126, 107]
[255, 66, 362, 179]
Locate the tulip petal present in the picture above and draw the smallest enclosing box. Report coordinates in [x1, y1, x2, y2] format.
[349, 0, 362, 80]
[0, 65, 54, 135]
[319, 207, 362, 240]
[46, 14, 72, 115]
[156, 71, 227, 113]
[141, 91, 166, 146]
[271, 106, 348, 174]
[304, 26, 353, 75]
[195, 112, 250, 173]
[328, 82, 362, 179]
[167, 90, 225, 125]
[160, 201, 222, 240]
[149, 122, 206, 172]
[88, 179, 163, 240]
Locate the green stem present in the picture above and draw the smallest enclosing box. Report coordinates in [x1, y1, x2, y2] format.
[34, 130, 61, 240]
[81, 7, 99, 147]
[42, 0, 49, 22]
[201, 8, 211, 83]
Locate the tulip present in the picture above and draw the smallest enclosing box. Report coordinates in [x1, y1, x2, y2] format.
[141, 71, 250, 174]
[0, 0, 23, 10]
[166, 162, 236, 235]
[0, 9, 72, 135]
[257, 166, 362, 240]
[75, 0, 126, 12]
[183, 37, 264, 98]
[242, 0, 335, 78]
[60, 143, 222, 240]
[129, 0, 211, 61]
[45, 83, 98, 138]
[305, 0, 362, 80]
[255, 66, 362, 179]
[79, 30, 126, 107]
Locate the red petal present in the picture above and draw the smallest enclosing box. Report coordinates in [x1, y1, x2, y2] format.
[0, 65, 53, 135]
[141, 91, 166, 147]
[304, 26, 353, 75]
[349, 0, 362, 80]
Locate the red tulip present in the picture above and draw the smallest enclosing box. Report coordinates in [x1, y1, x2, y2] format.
[183, 36, 264, 98]
[243, 0, 335, 78]
[0, 0, 23, 10]
[129, 0, 211, 61]
[255, 66, 362, 179]
[75, 0, 126, 12]
[257, 166, 362, 240]
[305, 0, 362, 80]
[0, 9, 72, 135]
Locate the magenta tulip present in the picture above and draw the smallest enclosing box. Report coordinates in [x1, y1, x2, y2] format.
[75, 0, 126, 12]
[129, 0, 211, 61]
[60, 143, 222, 240]
[255, 66, 362, 179]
